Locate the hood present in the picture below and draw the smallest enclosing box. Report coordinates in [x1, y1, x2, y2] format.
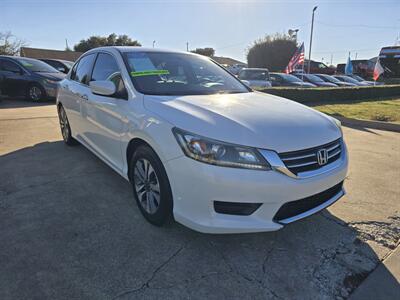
[35, 72, 66, 81]
[144, 92, 341, 153]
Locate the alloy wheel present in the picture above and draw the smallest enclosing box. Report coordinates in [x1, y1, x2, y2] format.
[133, 158, 161, 214]
[58, 107, 70, 141]
[29, 86, 42, 101]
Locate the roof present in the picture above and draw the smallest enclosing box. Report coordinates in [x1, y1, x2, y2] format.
[20, 47, 83, 61]
[212, 56, 246, 66]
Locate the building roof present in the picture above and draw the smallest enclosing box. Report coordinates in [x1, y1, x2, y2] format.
[212, 56, 246, 66]
[20, 47, 83, 61]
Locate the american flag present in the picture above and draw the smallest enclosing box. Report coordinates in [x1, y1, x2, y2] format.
[285, 43, 305, 74]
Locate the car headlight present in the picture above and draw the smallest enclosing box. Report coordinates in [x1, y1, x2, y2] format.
[331, 117, 343, 135]
[173, 128, 271, 170]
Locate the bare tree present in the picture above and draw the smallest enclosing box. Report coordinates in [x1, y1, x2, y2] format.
[0, 32, 28, 56]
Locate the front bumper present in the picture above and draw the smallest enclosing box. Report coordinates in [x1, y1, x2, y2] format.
[164, 142, 348, 234]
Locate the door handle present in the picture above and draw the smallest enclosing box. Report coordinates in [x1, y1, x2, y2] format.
[81, 94, 88, 100]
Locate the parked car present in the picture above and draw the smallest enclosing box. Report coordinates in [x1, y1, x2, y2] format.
[0, 56, 65, 101]
[333, 75, 370, 86]
[39, 58, 74, 74]
[270, 73, 316, 88]
[57, 47, 348, 233]
[379, 46, 400, 78]
[315, 74, 357, 87]
[227, 63, 246, 75]
[293, 73, 338, 87]
[337, 60, 375, 79]
[348, 74, 383, 86]
[296, 60, 335, 75]
[238, 68, 271, 89]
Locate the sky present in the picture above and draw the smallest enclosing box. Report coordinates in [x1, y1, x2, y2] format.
[2, 0, 400, 65]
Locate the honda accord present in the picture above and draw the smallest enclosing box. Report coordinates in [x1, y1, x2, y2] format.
[56, 47, 348, 233]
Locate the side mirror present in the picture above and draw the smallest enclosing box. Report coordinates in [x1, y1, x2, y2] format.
[89, 80, 116, 96]
[241, 80, 251, 87]
[57, 67, 66, 73]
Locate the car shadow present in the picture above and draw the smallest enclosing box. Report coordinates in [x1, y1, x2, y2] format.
[0, 141, 398, 299]
[0, 96, 55, 109]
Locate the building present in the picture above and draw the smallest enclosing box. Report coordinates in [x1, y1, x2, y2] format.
[20, 47, 82, 61]
[212, 56, 246, 66]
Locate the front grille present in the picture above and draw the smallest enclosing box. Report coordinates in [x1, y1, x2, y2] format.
[279, 138, 342, 175]
[273, 181, 344, 222]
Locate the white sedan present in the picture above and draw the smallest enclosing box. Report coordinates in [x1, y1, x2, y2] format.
[57, 47, 348, 233]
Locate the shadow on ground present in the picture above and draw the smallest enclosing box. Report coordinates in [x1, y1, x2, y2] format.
[0, 141, 398, 300]
[0, 96, 55, 109]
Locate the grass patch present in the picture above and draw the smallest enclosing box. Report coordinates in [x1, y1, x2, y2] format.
[312, 98, 400, 123]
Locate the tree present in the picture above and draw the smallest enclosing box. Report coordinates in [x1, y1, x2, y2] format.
[73, 33, 141, 52]
[247, 34, 297, 71]
[191, 47, 215, 57]
[0, 31, 28, 56]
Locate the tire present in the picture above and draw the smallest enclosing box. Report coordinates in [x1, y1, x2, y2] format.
[26, 83, 46, 102]
[57, 105, 79, 146]
[129, 145, 173, 226]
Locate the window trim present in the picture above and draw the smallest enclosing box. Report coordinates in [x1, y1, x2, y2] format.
[69, 53, 96, 86]
[1, 59, 24, 74]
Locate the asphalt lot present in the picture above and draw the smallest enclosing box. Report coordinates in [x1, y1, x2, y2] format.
[0, 98, 399, 299]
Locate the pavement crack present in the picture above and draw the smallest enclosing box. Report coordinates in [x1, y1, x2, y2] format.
[112, 240, 191, 299]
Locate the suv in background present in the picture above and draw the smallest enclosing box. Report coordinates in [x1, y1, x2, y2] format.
[297, 60, 335, 75]
[238, 68, 271, 89]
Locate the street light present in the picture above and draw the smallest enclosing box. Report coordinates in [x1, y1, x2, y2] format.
[307, 6, 318, 74]
[152, 40, 156, 48]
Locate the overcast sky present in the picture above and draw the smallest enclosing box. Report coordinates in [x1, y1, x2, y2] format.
[2, 0, 399, 65]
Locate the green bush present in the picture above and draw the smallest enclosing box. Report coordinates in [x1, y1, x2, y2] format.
[259, 85, 400, 104]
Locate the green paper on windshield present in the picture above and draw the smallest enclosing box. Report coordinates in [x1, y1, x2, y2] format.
[21, 62, 33, 67]
[130, 70, 169, 77]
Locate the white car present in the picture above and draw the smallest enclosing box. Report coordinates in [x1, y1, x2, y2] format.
[57, 47, 348, 234]
[238, 68, 272, 89]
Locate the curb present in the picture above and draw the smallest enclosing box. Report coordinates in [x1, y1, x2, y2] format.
[335, 116, 400, 133]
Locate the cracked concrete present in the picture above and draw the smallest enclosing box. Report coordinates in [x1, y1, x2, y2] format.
[0, 99, 399, 299]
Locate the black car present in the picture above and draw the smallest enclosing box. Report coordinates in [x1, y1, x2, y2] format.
[269, 73, 316, 88]
[333, 75, 370, 86]
[0, 56, 65, 101]
[39, 58, 74, 74]
[315, 74, 357, 87]
[293, 73, 338, 87]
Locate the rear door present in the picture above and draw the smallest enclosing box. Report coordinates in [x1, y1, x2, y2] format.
[82, 52, 127, 171]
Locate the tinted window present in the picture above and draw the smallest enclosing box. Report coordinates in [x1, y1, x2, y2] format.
[15, 58, 58, 73]
[91, 53, 127, 99]
[1, 60, 22, 73]
[123, 51, 249, 96]
[72, 54, 96, 85]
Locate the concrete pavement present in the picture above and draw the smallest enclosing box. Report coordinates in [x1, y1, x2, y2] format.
[0, 98, 399, 299]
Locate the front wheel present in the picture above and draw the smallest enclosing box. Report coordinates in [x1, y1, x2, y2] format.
[58, 105, 79, 146]
[130, 145, 173, 226]
[26, 83, 46, 102]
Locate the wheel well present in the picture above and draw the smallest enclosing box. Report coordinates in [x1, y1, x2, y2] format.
[126, 138, 152, 181]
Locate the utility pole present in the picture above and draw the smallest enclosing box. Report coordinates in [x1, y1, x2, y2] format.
[186, 42, 189, 52]
[355, 52, 358, 60]
[307, 6, 318, 74]
[330, 54, 333, 66]
[152, 40, 156, 48]
[65, 39, 69, 50]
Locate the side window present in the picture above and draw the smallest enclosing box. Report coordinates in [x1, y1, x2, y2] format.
[91, 53, 128, 99]
[73, 54, 96, 85]
[2, 60, 22, 73]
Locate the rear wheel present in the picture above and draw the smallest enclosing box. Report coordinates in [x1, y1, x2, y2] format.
[58, 105, 79, 146]
[130, 145, 173, 226]
[26, 83, 46, 102]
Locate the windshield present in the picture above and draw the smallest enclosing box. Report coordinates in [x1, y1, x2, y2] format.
[16, 58, 59, 73]
[321, 75, 341, 83]
[341, 76, 360, 84]
[280, 74, 303, 83]
[304, 74, 324, 82]
[123, 51, 250, 95]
